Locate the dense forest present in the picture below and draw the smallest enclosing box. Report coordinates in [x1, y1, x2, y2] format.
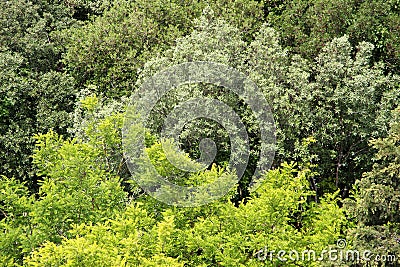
[0, 0, 399, 266]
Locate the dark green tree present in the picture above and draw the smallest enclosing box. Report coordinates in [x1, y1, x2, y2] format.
[345, 107, 400, 265]
[267, 0, 400, 73]
[0, 0, 77, 186]
[59, 0, 265, 98]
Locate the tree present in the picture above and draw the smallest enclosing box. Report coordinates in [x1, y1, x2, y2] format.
[0, 114, 127, 264]
[59, 0, 265, 97]
[267, 0, 400, 73]
[303, 37, 400, 192]
[0, 0, 78, 186]
[0, 53, 77, 187]
[136, 10, 400, 198]
[345, 107, 400, 265]
[24, 164, 346, 266]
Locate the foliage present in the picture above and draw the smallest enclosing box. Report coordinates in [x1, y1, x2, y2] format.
[0, 54, 76, 186]
[345, 107, 400, 265]
[304, 37, 400, 191]
[1, 1, 399, 266]
[0, 127, 127, 264]
[267, 0, 400, 73]
[137, 12, 400, 198]
[59, 0, 265, 97]
[0, 91, 348, 265]
[0, 0, 77, 185]
[23, 164, 346, 266]
[64, 0, 112, 19]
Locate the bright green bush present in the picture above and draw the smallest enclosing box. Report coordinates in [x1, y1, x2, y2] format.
[0, 118, 127, 264]
[24, 164, 346, 266]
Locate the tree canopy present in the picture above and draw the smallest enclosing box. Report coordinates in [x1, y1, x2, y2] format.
[0, 0, 399, 266]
